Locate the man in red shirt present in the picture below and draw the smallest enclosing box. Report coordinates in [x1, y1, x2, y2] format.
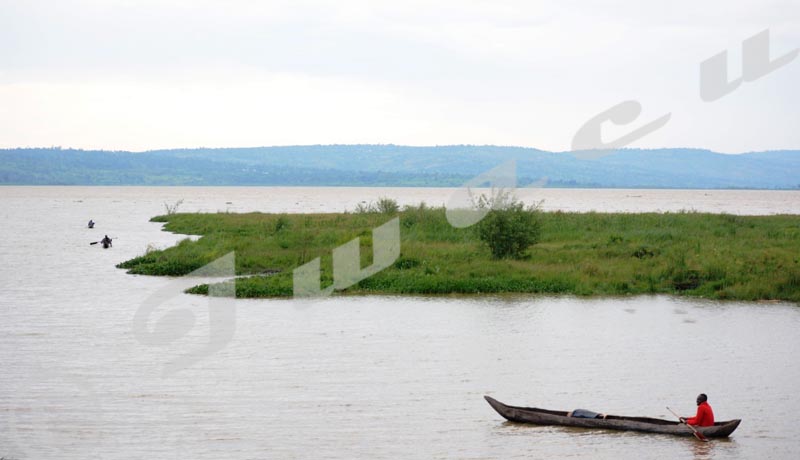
[681, 393, 715, 427]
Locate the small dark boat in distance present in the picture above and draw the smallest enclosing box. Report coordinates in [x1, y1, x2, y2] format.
[484, 396, 741, 438]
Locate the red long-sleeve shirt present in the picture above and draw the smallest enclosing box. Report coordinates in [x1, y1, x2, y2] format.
[686, 402, 715, 427]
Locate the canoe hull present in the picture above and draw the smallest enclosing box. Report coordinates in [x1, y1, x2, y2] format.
[485, 396, 741, 438]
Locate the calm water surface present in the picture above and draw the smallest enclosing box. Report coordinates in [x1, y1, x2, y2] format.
[1, 187, 799, 459]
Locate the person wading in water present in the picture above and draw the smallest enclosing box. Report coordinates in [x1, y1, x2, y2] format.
[100, 235, 112, 248]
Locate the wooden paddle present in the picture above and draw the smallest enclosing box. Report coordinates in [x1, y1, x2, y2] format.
[667, 406, 709, 442]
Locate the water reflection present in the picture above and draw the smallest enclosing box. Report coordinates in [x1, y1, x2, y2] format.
[687, 437, 737, 460]
[491, 420, 742, 460]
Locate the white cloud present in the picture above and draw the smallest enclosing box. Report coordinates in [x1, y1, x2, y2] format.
[0, 71, 456, 150]
[0, 0, 797, 151]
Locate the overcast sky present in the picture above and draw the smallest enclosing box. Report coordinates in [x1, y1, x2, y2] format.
[0, 0, 798, 152]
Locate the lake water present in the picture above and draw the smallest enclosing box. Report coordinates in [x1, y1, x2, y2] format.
[1, 186, 799, 460]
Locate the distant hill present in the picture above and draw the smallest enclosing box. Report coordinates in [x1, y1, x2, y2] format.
[1, 145, 798, 189]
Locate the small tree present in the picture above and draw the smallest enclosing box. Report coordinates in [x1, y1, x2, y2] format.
[476, 200, 541, 259]
[353, 197, 398, 214]
[164, 198, 184, 215]
[375, 197, 399, 214]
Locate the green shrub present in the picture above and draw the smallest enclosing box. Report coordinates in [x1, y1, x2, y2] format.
[274, 215, 290, 232]
[376, 197, 399, 214]
[476, 201, 541, 259]
[354, 202, 373, 213]
[394, 257, 421, 269]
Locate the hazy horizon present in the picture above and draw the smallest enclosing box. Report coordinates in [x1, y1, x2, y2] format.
[3, 144, 799, 155]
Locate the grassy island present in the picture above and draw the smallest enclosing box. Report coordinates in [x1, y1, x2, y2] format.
[117, 207, 800, 302]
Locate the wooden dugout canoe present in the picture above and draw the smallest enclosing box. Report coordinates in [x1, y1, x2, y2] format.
[484, 396, 741, 438]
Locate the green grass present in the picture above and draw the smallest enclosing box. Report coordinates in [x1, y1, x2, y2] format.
[117, 207, 800, 302]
